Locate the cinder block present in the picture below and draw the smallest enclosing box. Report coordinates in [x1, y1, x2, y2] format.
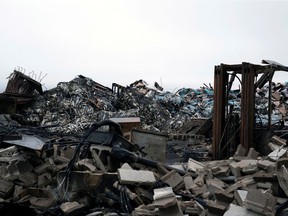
[268, 148, 287, 161]
[153, 187, 176, 208]
[60, 201, 86, 216]
[207, 200, 226, 215]
[0, 178, 14, 198]
[19, 171, 38, 187]
[194, 174, 204, 187]
[234, 190, 248, 206]
[246, 148, 259, 159]
[215, 190, 234, 203]
[243, 189, 277, 216]
[234, 145, 247, 157]
[229, 163, 241, 177]
[184, 175, 194, 190]
[118, 168, 156, 186]
[257, 182, 272, 190]
[257, 160, 275, 171]
[206, 178, 226, 195]
[187, 158, 205, 172]
[26, 188, 57, 209]
[225, 177, 255, 193]
[76, 159, 97, 172]
[224, 203, 263, 216]
[34, 160, 54, 175]
[161, 170, 184, 191]
[38, 172, 52, 187]
[242, 164, 258, 174]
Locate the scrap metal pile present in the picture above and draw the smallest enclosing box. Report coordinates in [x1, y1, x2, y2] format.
[1, 71, 288, 215]
[11, 74, 288, 136]
[13, 75, 214, 134]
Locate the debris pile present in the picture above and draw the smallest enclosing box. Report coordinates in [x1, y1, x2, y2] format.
[11, 75, 288, 137]
[1, 70, 288, 215]
[1, 115, 288, 215]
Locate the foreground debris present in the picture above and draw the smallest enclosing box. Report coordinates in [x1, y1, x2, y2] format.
[1, 114, 288, 215]
[1, 70, 288, 215]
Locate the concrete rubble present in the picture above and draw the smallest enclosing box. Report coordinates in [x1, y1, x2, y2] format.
[1, 71, 288, 215]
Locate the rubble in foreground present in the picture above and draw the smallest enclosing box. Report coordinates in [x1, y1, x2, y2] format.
[1, 72, 288, 215]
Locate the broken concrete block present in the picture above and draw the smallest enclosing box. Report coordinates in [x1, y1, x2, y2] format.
[6, 160, 20, 177]
[29, 196, 57, 209]
[257, 159, 275, 171]
[19, 171, 38, 187]
[153, 187, 183, 216]
[193, 173, 204, 187]
[90, 146, 112, 172]
[16, 159, 34, 174]
[229, 162, 242, 178]
[132, 204, 157, 215]
[206, 178, 226, 195]
[34, 160, 54, 175]
[246, 148, 259, 159]
[135, 186, 154, 203]
[234, 190, 248, 206]
[237, 159, 258, 168]
[257, 182, 272, 190]
[57, 171, 114, 193]
[60, 146, 76, 160]
[233, 144, 247, 161]
[76, 159, 97, 172]
[213, 165, 230, 177]
[207, 200, 226, 215]
[243, 189, 277, 216]
[224, 203, 263, 216]
[156, 164, 170, 175]
[268, 148, 287, 161]
[242, 164, 258, 175]
[183, 175, 194, 190]
[184, 206, 201, 216]
[38, 172, 52, 187]
[191, 184, 208, 197]
[0, 146, 17, 156]
[230, 159, 258, 177]
[121, 162, 133, 170]
[205, 159, 231, 177]
[161, 170, 184, 191]
[26, 188, 57, 209]
[118, 168, 156, 186]
[225, 177, 255, 193]
[12, 185, 28, 201]
[187, 158, 205, 172]
[60, 201, 86, 216]
[214, 190, 234, 209]
[157, 203, 184, 216]
[153, 187, 175, 207]
[271, 135, 287, 146]
[0, 178, 14, 198]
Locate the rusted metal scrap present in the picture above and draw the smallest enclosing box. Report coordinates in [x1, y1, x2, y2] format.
[0, 70, 43, 114]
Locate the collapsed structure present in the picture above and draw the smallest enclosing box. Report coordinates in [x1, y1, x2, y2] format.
[0, 60, 288, 215]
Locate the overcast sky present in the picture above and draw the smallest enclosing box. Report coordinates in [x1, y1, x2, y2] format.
[0, 0, 288, 93]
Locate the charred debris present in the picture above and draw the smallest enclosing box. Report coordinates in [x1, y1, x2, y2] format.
[0, 60, 288, 216]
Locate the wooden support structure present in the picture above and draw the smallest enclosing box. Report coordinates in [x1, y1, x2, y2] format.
[212, 60, 288, 159]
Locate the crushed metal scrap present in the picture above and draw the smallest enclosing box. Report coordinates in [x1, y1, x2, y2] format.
[1, 66, 288, 215]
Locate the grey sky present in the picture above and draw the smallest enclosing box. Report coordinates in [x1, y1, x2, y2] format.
[0, 0, 288, 93]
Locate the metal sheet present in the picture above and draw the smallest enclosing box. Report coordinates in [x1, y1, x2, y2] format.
[3, 133, 45, 150]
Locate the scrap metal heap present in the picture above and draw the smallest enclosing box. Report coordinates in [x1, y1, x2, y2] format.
[0, 63, 288, 215]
